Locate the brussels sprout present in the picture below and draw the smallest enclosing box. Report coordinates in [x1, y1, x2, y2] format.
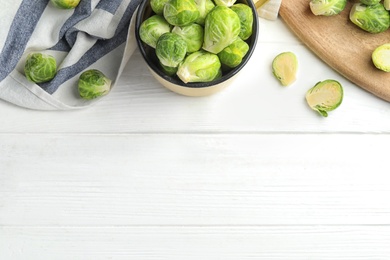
[349, 3, 390, 33]
[202, 6, 241, 54]
[139, 15, 172, 48]
[309, 0, 347, 16]
[218, 38, 249, 68]
[230, 3, 254, 40]
[150, 0, 170, 15]
[24, 53, 57, 83]
[163, 0, 200, 26]
[177, 50, 221, 83]
[160, 62, 178, 76]
[360, 0, 381, 5]
[50, 0, 81, 9]
[372, 43, 390, 72]
[194, 0, 215, 25]
[272, 52, 298, 86]
[305, 79, 343, 117]
[214, 0, 237, 7]
[78, 69, 111, 100]
[156, 33, 187, 68]
[172, 24, 204, 53]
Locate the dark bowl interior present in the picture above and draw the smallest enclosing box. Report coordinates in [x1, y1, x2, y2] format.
[135, 0, 259, 88]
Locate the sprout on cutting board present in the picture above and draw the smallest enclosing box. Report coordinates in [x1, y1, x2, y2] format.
[272, 52, 298, 86]
[230, 3, 254, 41]
[139, 15, 172, 49]
[156, 33, 187, 68]
[349, 3, 390, 33]
[50, 0, 81, 9]
[309, 0, 347, 16]
[78, 69, 111, 100]
[24, 53, 57, 83]
[172, 23, 204, 53]
[305, 79, 343, 117]
[163, 0, 200, 26]
[218, 38, 249, 68]
[372, 43, 390, 72]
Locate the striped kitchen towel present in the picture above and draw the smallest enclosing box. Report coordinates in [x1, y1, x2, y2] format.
[0, 0, 142, 110]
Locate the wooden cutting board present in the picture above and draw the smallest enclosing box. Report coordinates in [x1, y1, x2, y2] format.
[279, 0, 390, 102]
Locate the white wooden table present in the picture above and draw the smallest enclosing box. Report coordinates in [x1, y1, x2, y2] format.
[1, 16, 390, 259]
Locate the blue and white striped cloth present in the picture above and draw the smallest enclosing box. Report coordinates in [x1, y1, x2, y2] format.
[0, 0, 142, 110]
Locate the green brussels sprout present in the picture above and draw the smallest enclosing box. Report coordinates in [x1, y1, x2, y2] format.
[202, 6, 241, 54]
[218, 37, 249, 68]
[156, 33, 187, 68]
[372, 43, 390, 72]
[214, 0, 237, 7]
[230, 3, 254, 40]
[177, 50, 222, 83]
[50, 0, 81, 9]
[139, 15, 172, 48]
[160, 62, 178, 76]
[309, 0, 347, 16]
[349, 3, 390, 33]
[305, 79, 343, 117]
[24, 53, 57, 83]
[78, 69, 111, 100]
[172, 24, 204, 53]
[272, 52, 298, 86]
[150, 0, 170, 15]
[163, 0, 200, 26]
[194, 0, 215, 25]
[360, 0, 381, 5]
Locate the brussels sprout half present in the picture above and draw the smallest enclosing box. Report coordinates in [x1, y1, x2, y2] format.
[156, 32, 187, 68]
[172, 23, 204, 53]
[305, 79, 343, 117]
[24, 53, 57, 83]
[139, 15, 172, 49]
[372, 43, 390, 72]
[163, 0, 200, 26]
[230, 3, 254, 40]
[309, 0, 347, 16]
[50, 0, 81, 9]
[272, 52, 298, 86]
[349, 3, 390, 33]
[78, 69, 111, 100]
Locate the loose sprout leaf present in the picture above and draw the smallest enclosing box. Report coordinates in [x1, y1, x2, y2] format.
[305, 79, 343, 117]
[372, 43, 390, 72]
[272, 52, 298, 86]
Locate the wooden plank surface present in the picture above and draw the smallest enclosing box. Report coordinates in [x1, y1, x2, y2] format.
[279, 0, 390, 102]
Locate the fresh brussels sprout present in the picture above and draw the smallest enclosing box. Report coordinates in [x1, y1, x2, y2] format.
[230, 3, 254, 40]
[202, 6, 241, 54]
[50, 0, 81, 9]
[24, 53, 57, 83]
[218, 38, 249, 68]
[78, 69, 111, 100]
[214, 0, 237, 7]
[176, 50, 221, 83]
[349, 3, 390, 33]
[160, 62, 178, 76]
[309, 0, 347, 16]
[139, 15, 172, 48]
[272, 52, 298, 86]
[360, 0, 381, 5]
[194, 0, 215, 25]
[150, 0, 170, 15]
[305, 79, 343, 117]
[156, 33, 187, 68]
[172, 24, 204, 53]
[163, 0, 200, 26]
[372, 43, 390, 72]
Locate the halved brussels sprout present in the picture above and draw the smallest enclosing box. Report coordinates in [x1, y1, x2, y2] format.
[360, 0, 381, 5]
[176, 50, 221, 83]
[372, 43, 390, 72]
[24, 53, 57, 83]
[309, 0, 347, 16]
[230, 3, 254, 40]
[349, 3, 390, 33]
[194, 0, 215, 25]
[139, 15, 172, 48]
[202, 6, 241, 54]
[384, 0, 390, 10]
[50, 0, 81, 9]
[305, 79, 343, 117]
[214, 0, 237, 7]
[156, 32, 187, 68]
[163, 0, 200, 26]
[150, 0, 170, 15]
[172, 23, 204, 53]
[78, 69, 111, 100]
[272, 52, 298, 86]
[218, 38, 249, 68]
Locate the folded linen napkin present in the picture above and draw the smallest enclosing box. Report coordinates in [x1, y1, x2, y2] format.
[0, 0, 142, 110]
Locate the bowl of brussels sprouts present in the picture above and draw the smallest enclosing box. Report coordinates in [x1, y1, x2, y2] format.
[135, 0, 258, 96]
